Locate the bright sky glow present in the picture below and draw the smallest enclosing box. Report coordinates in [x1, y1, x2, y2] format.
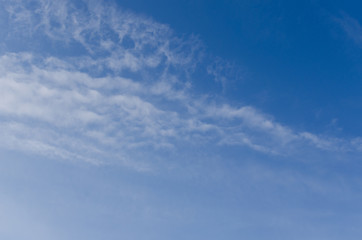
[1, 0, 362, 239]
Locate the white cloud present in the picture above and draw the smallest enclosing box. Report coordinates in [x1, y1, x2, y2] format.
[1, 0, 362, 170]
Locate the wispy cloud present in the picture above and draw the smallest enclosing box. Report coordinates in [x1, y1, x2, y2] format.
[1, 0, 361, 171]
[335, 13, 362, 47]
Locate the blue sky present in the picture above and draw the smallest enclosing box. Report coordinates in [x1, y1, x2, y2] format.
[1, 0, 362, 239]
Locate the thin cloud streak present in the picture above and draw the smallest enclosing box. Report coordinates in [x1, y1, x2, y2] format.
[335, 13, 362, 47]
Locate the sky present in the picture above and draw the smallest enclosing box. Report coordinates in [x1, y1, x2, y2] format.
[1, 0, 362, 239]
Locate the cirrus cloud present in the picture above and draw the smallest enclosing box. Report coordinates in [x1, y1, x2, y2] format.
[1, 0, 361, 172]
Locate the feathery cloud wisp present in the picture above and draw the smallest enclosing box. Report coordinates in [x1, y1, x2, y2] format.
[1, 0, 361, 171]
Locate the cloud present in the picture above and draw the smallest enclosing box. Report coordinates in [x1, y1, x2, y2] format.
[207, 57, 243, 92]
[335, 13, 362, 47]
[1, 0, 361, 171]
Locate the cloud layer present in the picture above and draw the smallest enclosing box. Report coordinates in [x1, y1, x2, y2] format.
[1, 0, 361, 170]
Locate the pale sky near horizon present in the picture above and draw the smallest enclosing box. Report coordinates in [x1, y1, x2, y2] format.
[1, 0, 362, 239]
